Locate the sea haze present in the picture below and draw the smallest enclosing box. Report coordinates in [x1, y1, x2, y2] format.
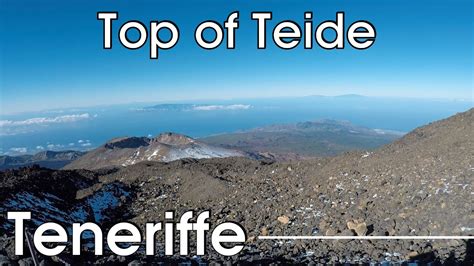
[0, 95, 472, 155]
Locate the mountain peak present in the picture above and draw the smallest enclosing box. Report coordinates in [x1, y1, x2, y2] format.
[104, 137, 150, 149]
[152, 132, 195, 146]
[64, 132, 243, 170]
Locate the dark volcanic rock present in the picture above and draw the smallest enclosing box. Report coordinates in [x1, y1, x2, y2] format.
[0, 150, 84, 170]
[0, 109, 472, 264]
[104, 137, 150, 149]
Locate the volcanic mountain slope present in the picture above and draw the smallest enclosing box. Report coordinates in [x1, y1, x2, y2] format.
[0, 150, 84, 170]
[101, 109, 471, 263]
[292, 107, 474, 242]
[64, 132, 245, 170]
[201, 119, 402, 159]
[0, 109, 472, 264]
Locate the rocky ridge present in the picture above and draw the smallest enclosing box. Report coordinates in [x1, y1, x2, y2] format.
[0, 150, 84, 170]
[64, 132, 245, 170]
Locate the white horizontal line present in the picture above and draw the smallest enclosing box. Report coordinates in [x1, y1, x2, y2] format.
[259, 236, 474, 240]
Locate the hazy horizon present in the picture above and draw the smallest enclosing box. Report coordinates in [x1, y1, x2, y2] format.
[1, 93, 472, 116]
[1, 95, 471, 156]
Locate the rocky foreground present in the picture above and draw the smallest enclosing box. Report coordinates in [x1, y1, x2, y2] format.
[0, 109, 473, 265]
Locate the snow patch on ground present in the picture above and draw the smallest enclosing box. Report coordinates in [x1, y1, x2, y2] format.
[164, 145, 242, 162]
[0, 183, 131, 231]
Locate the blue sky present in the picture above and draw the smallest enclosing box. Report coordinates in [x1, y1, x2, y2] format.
[1, 0, 472, 114]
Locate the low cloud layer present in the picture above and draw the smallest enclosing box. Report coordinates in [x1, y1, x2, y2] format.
[78, 139, 92, 147]
[9, 147, 27, 154]
[0, 113, 95, 136]
[0, 113, 92, 127]
[192, 104, 251, 111]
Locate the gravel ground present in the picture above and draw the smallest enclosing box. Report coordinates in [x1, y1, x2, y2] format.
[0, 109, 472, 264]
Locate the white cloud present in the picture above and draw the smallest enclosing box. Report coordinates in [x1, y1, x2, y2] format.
[0, 113, 92, 127]
[47, 144, 65, 150]
[77, 139, 92, 147]
[68, 143, 75, 146]
[36, 146, 45, 150]
[0, 113, 96, 137]
[193, 104, 251, 111]
[9, 147, 27, 153]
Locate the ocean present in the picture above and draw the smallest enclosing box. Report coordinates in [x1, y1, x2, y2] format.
[1, 96, 472, 155]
